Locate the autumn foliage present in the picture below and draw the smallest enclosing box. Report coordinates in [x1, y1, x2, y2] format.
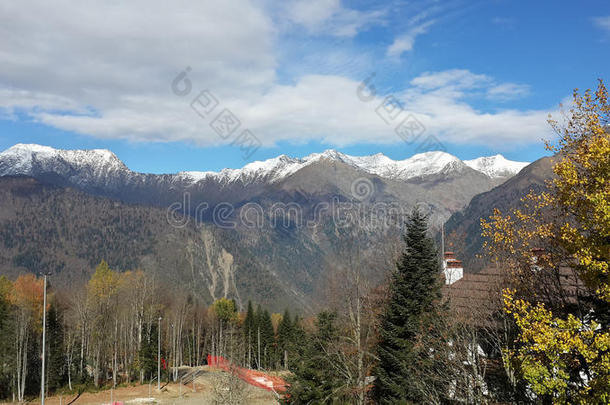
[482, 80, 610, 404]
[10, 273, 46, 322]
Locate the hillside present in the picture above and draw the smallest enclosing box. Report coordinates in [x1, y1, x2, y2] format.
[0, 176, 301, 310]
[443, 155, 556, 272]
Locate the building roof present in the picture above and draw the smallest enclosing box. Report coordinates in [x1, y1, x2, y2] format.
[442, 266, 506, 321]
[442, 262, 586, 326]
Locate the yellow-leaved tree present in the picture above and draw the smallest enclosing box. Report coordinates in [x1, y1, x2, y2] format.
[482, 80, 610, 404]
[10, 274, 46, 402]
[87, 260, 123, 387]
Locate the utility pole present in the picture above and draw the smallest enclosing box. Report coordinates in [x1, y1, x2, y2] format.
[41, 274, 47, 405]
[158, 316, 162, 391]
[441, 223, 445, 257]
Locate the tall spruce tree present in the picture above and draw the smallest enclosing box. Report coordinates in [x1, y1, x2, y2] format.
[243, 300, 256, 368]
[277, 309, 293, 368]
[259, 309, 275, 369]
[372, 208, 443, 404]
[46, 302, 66, 392]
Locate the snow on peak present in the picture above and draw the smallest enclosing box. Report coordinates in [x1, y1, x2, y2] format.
[0, 144, 530, 185]
[176, 170, 217, 182]
[178, 149, 516, 185]
[9, 143, 57, 154]
[464, 154, 529, 178]
[173, 149, 530, 185]
[178, 154, 304, 184]
[397, 151, 463, 177]
[320, 150, 462, 180]
[0, 143, 127, 177]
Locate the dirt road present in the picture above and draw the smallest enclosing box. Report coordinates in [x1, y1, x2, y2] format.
[4, 366, 279, 405]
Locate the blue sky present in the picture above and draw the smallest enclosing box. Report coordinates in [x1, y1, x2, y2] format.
[0, 0, 609, 173]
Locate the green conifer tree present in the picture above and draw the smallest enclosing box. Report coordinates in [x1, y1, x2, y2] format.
[46, 302, 66, 392]
[372, 208, 443, 404]
[260, 309, 275, 369]
[277, 309, 293, 368]
[243, 300, 256, 368]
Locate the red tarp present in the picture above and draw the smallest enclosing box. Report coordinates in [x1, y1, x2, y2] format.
[207, 355, 288, 393]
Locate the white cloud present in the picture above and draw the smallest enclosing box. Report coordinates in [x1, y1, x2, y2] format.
[593, 16, 610, 31]
[386, 21, 434, 58]
[410, 70, 530, 101]
[0, 0, 276, 104]
[398, 70, 550, 147]
[0, 1, 555, 151]
[286, 0, 341, 27]
[283, 0, 386, 37]
[487, 83, 530, 101]
[410, 69, 491, 90]
[32, 71, 554, 150]
[402, 91, 551, 147]
[0, 88, 86, 115]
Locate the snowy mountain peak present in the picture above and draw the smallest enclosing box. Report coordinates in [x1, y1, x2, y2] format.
[6, 143, 120, 160]
[0, 144, 530, 186]
[0, 143, 127, 178]
[319, 149, 344, 159]
[464, 154, 528, 178]
[3, 143, 123, 164]
[9, 143, 57, 154]
[176, 148, 526, 185]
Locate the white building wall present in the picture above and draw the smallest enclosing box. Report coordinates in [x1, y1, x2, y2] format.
[443, 260, 463, 285]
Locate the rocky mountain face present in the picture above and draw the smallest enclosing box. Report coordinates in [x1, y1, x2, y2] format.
[443, 155, 555, 272]
[0, 143, 531, 311]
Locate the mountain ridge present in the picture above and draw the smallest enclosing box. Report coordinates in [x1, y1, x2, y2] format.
[1, 143, 529, 186]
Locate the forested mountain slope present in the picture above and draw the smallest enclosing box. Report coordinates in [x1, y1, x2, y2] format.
[442, 156, 555, 272]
